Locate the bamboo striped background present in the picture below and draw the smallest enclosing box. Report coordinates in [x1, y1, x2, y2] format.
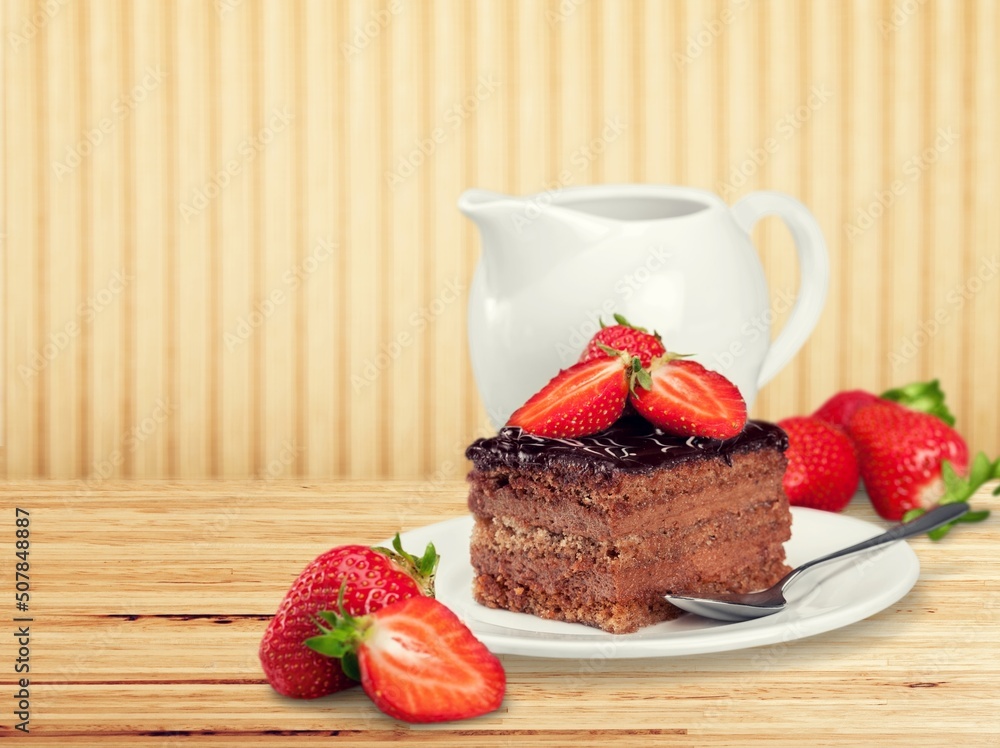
[1, 0, 998, 480]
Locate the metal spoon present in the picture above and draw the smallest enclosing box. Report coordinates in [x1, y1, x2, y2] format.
[663, 502, 970, 623]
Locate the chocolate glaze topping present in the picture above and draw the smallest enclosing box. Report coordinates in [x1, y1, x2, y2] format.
[466, 416, 788, 474]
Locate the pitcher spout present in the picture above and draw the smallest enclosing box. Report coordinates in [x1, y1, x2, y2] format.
[458, 188, 612, 298]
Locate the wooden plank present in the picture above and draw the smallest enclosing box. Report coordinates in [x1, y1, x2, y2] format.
[301, 0, 339, 477]
[260, 1, 298, 477]
[599, 0, 634, 184]
[41, 0, 83, 477]
[217, 0, 254, 477]
[799, 0, 842, 409]
[842, 0, 883, 393]
[428, 2, 477, 478]
[883, 1, 924, 390]
[173, 0, 211, 475]
[927, 3, 966, 412]
[3, 0, 41, 477]
[640, 0, 676, 185]
[344, 0, 381, 478]
[130, 0, 169, 477]
[756, 0, 804, 419]
[380, 0, 425, 478]
[679, 0, 719, 191]
[87, 0, 140, 479]
[969, 0, 1000, 455]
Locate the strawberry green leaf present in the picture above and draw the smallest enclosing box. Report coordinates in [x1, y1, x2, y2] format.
[955, 510, 991, 523]
[915, 452, 996, 540]
[612, 313, 648, 332]
[629, 357, 652, 393]
[928, 524, 954, 541]
[969, 452, 992, 487]
[304, 632, 346, 658]
[317, 609, 341, 627]
[880, 379, 956, 426]
[941, 461, 963, 496]
[340, 651, 361, 681]
[597, 341, 625, 358]
[372, 534, 439, 598]
[306, 585, 373, 665]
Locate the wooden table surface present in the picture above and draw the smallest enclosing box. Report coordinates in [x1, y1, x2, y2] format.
[1, 480, 998, 747]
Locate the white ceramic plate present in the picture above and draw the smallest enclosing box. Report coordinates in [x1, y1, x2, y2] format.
[393, 507, 920, 659]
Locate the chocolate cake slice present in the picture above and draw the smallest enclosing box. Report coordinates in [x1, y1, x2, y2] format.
[465, 416, 792, 634]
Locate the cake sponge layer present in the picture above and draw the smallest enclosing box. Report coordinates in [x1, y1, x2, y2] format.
[471, 511, 791, 603]
[473, 572, 684, 634]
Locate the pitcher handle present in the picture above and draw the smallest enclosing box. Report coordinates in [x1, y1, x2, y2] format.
[731, 191, 830, 390]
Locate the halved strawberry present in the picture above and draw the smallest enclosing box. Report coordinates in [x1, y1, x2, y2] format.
[847, 401, 969, 520]
[578, 313, 666, 368]
[506, 356, 630, 438]
[629, 357, 747, 439]
[307, 595, 506, 723]
[259, 535, 438, 699]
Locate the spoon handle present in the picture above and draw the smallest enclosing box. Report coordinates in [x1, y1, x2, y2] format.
[780, 502, 970, 592]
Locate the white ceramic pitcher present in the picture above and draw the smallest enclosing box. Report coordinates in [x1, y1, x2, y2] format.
[459, 184, 829, 426]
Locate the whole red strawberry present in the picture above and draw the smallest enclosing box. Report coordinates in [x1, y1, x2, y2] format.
[579, 313, 666, 367]
[307, 595, 506, 723]
[813, 390, 880, 430]
[629, 356, 747, 439]
[260, 535, 438, 699]
[847, 401, 969, 520]
[777, 416, 860, 512]
[506, 356, 630, 438]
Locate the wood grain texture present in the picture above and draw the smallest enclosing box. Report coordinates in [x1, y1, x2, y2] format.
[0, 479, 998, 746]
[1, 0, 998, 479]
